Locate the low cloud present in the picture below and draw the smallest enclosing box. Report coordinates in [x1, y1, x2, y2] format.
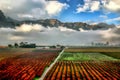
[0, 24, 119, 46]
[0, 24, 103, 46]
[100, 26, 120, 44]
[16, 24, 45, 32]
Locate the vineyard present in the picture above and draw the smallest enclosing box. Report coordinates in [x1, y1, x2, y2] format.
[44, 52, 120, 80]
[44, 61, 120, 80]
[0, 48, 120, 80]
[0, 48, 34, 61]
[0, 49, 61, 80]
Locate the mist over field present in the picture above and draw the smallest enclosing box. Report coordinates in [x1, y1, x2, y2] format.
[0, 24, 120, 46]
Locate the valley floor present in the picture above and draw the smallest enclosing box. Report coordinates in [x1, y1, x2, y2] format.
[0, 47, 120, 80]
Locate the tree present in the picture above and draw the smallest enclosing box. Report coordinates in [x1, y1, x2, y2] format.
[14, 43, 19, 48]
[8, 44, 13, 48]
[50, 45, 56, 48]
[20, 42, 24, 46]
[61, 46, 65, 49]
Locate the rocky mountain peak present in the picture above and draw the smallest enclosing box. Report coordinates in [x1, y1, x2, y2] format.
[0, 10, 6, 21]
[0, 10, 116, 30]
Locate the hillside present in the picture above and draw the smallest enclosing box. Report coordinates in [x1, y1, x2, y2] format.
[0, 10, 116, 30]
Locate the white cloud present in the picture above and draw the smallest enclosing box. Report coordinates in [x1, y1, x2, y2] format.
[10, 36, 24, 40]
[76, 1, 100, 13]
[45, 1, 68, 16]
[76, 3, 89, 13]
[0, 24, 104, 45]
[76, 0, 120, 13]
[18, 14, 34, 18]
[100, 27, 120, 44]
[104, 0, 120, 12]
[58, 26, 75, 32]
[99, 15, 108, 19]
[90, 1, 100, 12]
[16, 24, 45, 32]
[0, 0, 26, 10]
[79, 28, 88, 32]
[0, 0, 68, 20]
[0, 24, 120, 45]
[100, 29, 118, 39]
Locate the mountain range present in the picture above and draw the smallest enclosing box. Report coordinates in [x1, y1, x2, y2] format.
[0, 10, 116, 31]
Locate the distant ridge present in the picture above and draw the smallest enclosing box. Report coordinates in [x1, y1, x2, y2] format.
[0, 10, 116, 31]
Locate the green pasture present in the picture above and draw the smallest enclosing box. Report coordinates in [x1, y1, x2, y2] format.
[59, 52, 119, 61]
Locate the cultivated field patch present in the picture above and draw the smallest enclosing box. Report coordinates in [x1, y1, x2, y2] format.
[0, 48, 34, 61]
[44, 61, 120, 80]
[44, 51, 120, 80]
[0, 49, 61, 80]
[59, 52, 119, 61]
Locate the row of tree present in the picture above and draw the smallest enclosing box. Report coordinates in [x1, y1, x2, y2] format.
[8, 42, 36, 48]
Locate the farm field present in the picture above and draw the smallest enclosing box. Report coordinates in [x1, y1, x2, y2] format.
[0, 48, 35, 61]
[58, 52, 119, 61]
[44, 61, 120, 80]
[102, 52, 120, 59]
[65, 47, 120, 53]
[0, 49, 61, 80]
[44, 52, 120, 80]
[0, 47, 120, 80]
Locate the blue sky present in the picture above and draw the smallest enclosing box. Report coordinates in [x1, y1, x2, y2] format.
[53, 0, 120, 25]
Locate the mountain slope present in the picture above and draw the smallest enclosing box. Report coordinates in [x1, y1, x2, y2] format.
[0, 10, 116, 30]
